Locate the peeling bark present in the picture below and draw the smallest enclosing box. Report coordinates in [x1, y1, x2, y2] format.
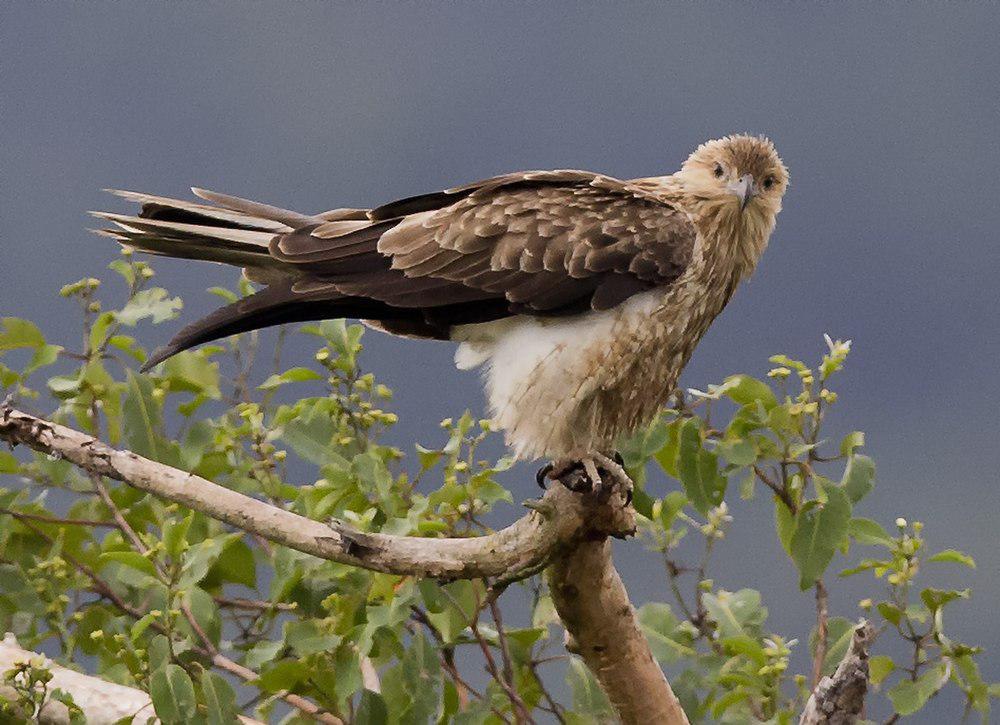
[800, 620, 875, 725]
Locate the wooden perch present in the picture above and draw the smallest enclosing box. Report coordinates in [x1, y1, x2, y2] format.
[1, 405, 686, 723]
[0, 406, 629, 580]
[0, 633, 263, 725]
[799, 620, 876, 725]
[549, 539, 690, 725]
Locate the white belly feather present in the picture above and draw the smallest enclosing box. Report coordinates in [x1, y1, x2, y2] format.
[451, 290, 666, 460]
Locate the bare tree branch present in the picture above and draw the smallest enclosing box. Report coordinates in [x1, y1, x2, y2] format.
[0, 633, 265, 725]
[800, 620, 876, 725]
[0, 407, 628, 580]
[1, 405, 690, 724]
[549, 538, 690, 725]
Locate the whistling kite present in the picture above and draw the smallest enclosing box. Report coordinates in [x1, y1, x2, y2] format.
[96, 135, 788, 496]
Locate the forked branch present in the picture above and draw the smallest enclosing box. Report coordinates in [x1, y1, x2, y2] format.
[0, 406, 626, 580]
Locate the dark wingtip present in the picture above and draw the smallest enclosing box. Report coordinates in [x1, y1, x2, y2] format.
[140, 345, 176, 373]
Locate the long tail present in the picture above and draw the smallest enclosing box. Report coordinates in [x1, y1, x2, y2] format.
[92, 188, 319, 275]
[93, 188, 372, 370]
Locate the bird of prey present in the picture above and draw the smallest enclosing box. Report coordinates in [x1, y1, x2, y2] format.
[95, 134, 788, 496]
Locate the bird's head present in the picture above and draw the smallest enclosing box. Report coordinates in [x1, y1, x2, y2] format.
[677, 134, 788, 216]
[675, 134, 788, 270]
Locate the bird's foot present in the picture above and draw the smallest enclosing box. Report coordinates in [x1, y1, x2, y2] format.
[536, 452, 633, 505]
[590, 452, 633, 505]
[536, 459, 591, 493]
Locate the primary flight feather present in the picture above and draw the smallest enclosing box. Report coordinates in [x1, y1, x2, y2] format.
[96, 134, 788, 493]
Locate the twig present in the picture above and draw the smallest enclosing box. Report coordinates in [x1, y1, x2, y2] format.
[214, 595, 298, 612]
[0, 508, 116, 529]
[812, 579, 829, 689]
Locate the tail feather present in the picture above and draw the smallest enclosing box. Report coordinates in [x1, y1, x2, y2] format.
[141, 283, 394, 372]
[105, 189, 294, 232]
[142, 284, 303, 371]
[190, 187, 318, 229]
[97, 188, 386, 370]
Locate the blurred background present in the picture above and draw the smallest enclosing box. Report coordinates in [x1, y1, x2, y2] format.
[3, 3, 998, 720]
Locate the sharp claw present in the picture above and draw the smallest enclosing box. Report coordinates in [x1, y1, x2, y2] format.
[536, 463, 553, 490]
[582, 458, 603, 497]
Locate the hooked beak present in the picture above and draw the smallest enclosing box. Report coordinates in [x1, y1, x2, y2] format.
[728, 174, 757, 210]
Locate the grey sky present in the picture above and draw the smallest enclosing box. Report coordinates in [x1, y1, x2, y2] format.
[3, 3, 999, 719]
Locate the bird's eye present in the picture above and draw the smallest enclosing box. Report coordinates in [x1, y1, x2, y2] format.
[763, 176, 775, 190]
[713, 163, 724, 178]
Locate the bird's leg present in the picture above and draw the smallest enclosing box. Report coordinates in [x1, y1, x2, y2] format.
[536, 453, 632, 503]
[592, 452, 634, 505]
[536, 459, 590, 492]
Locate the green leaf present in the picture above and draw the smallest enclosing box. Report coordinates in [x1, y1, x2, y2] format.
[130, 612, 160, 641]
[378, 632, 441, 723]
[637, 603, 695, 663]
[99, 550, 159, 579]
[122, 370, 165, 461]
[207, 286, 238, 303]
[279, 412, 338, 466]
[677, 418, 726, 514]
[163, 513, 194, 559]
[149, 665, 197, 724]
[257, 659, 310, 693]
[184, 587, 220, 647]
[774, 498, 796, 558]
[841, 454, 875, 503]
[567, 657, 614, 718]
[839, 430, 865, 456]
[721, 374, 777, 409]
[877, 602, 903, 627]
[790, 486, 852, 590]
[259, 366, 324, 390]
[716, 438, 757, 467]
[147, 635, 171, 671]
[0, 317, 45, 351]
[703, 589, 767, 639]
[356, 690, 388, 725]
[920, 587, 970, 612]
[809, 617, 854, 676]
[653, 418, 683, 478]
[49, 689, 86, 725]
[848, 517, 894, 547]
[200, 671, 237, 725]
[108, 258, 136, 286]
[0, 451, 19, 474]
[178, 537, 228, 589]
[285, 619, 341, 657]
[869, 655, 895, 686]
[889, 664, 947, 715]
[208, 536, 257, 588]
[928, 549, 976, 568]
[116, 288, 182, 326]
[768, 354, 808, 372]
[719, 634, 767, 667]
[161, 352, 221, 399]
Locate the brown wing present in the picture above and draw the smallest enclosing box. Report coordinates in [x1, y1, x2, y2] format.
[102, 171, 695, 369]
[269, 170, 695, 324]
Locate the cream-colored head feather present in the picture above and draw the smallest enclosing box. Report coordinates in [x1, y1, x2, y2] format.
[676, 134, 789, 277]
